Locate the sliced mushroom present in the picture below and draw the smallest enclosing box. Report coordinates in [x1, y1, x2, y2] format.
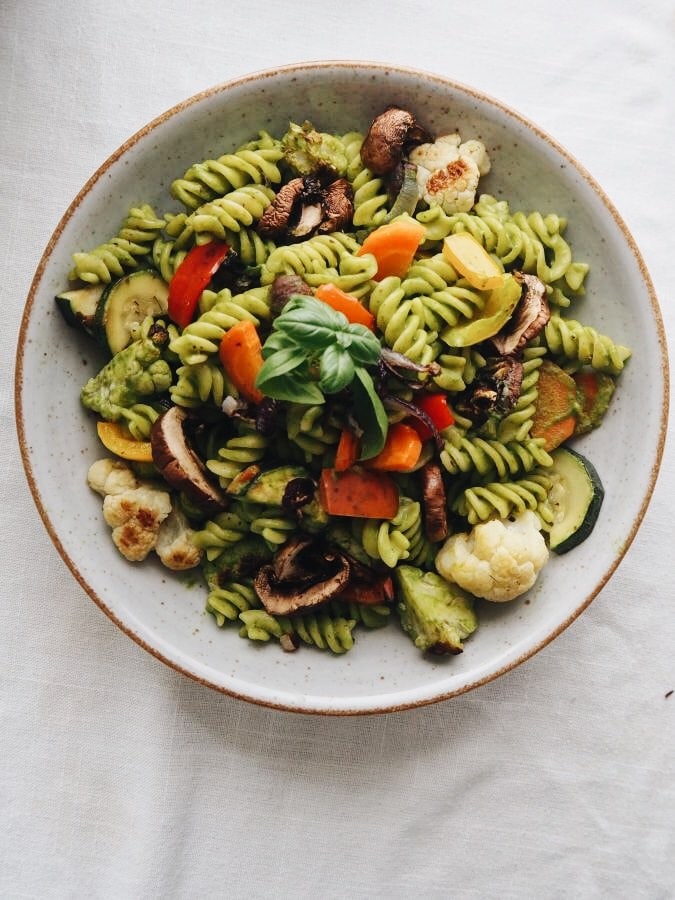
[360, 107, 431, 175]
[254, 536, 351, 616]
[491, 272, 550, 355]
[420, 462, 449, 543]
[257, 177, 305, 238]
[338, 556, 395, 606]
[271, 535, 317, 583]
[257, 170, 354, 241]
[317, 178, 354, 233]
[454, 355, 524, 423]
[151, 406, 226, 514]
[269, 274, 313, 316]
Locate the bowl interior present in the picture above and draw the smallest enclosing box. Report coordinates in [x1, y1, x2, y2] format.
[16, 63, 668, 713]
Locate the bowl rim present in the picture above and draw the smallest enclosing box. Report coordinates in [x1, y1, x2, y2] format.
[15, 60, 670, 715]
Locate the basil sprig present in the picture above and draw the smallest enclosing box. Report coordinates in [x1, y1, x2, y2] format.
[256, 294, 387, 458]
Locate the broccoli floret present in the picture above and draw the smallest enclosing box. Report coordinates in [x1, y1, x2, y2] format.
[394, 565, 478, 655]
[281, 121, 348, 177]
[81, 320, 172, 420]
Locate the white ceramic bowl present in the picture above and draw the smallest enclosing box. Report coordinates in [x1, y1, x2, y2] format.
[16, 62, 668, 714]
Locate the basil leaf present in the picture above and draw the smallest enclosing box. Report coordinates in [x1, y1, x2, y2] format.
[344, 326, 381, 365]
[319, 345, 355, 394]
[256, 346, 308, 382]
[261, 330, 297, 357]
[278, 295, 346, 331]
[276, 319, 336, 349]
[256, 370, 324, 405]
[351, 367, 388, 459]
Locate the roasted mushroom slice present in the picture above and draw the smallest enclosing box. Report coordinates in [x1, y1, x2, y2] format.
[150, 406, 226, 514]
[338, 556, 395, 606]
[317, 178, 354, 233]
[454, 355, 524, 424]
[360, 106, 431, 175]
[269, 274, 313, 316]
[254, 537, 351, 616]
[491, 272, 550, 355]
[257, 171, 354, 241]
[257, 177, 306, 238]
[420, 462, 449, 543]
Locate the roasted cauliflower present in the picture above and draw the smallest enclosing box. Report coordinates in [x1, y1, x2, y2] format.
[87, 458, 202, 568]
[409, 133, 491, 214]
[102, 485, 172, 562]
[155, 508, 202, 571]
[435, 510, 548, 602]
[87, 457, 139, 496]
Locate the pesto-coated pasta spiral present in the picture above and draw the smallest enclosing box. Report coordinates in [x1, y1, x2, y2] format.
[418, 193, 512, 248]
[152, 235, 188, 282]
[248, 508, 296, 548]
[285, 403, 341, 463]
[239, 609, 357, 654]
[165, 184, 276, 248]
[440, 428, 553, 480]
[396, 498, 436, 567]
[543, 314, 631, 375]
[355, 498, 432, 569]
[206, 430, 269, 489]
[170, 136, 284, 209]
[116, 402, 160, 440]
[222, 226, 277, 267]
[192, 511, 250, 561]
[433, 347, 486, 393]
[402, 254, 488, 332]
[455, 473, 553, 526]
[170, 360, 231, 408]
[206, 580, 259, 625]
[366, 276, 438, 367]
[260, 231, 361, 284]
[351, 167, 390, 228]
[309, 250, 379, 300]
[169, 286, 271, 366]
[340, 131, 367, 181]
[328, 599, 392, 629]
[417, 194, 589, 294]
[70, 204, 165, 284]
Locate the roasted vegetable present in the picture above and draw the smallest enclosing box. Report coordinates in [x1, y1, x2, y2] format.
[80, 318, 172, 421]
[395, 565, 478, 655]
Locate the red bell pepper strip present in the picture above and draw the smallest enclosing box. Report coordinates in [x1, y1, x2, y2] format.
[318, 468, 399, 519]
[167, 240, 230, 329]
[408, 393, 455, 441]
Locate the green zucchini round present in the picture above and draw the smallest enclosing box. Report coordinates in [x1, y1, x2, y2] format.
[94, 269, 169, 354]
[55, 284, 105, 336]
[548, 446, 604, 554]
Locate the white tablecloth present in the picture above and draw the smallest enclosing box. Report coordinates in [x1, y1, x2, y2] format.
[2, 1, 674, 897]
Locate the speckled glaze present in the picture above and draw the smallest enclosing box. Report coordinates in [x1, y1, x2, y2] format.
[15, 62, 668, 714]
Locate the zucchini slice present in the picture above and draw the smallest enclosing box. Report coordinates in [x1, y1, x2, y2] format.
[548, 447, 604, 554]
[55, 284, 105, 336]
[94, 269, 169, 354]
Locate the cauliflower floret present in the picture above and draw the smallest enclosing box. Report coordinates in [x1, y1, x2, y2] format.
[155, 509, 202, 571]
[409, 133, 491, 214]
[102, 486, 172, 562]
[435, 510, 549, 602]
[87, 458, 139, 497]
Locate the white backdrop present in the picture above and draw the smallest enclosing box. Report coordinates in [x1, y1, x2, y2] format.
[2, 1, 674, 897]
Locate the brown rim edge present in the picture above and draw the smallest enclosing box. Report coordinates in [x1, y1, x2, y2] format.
[15, 60, 670, 716]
